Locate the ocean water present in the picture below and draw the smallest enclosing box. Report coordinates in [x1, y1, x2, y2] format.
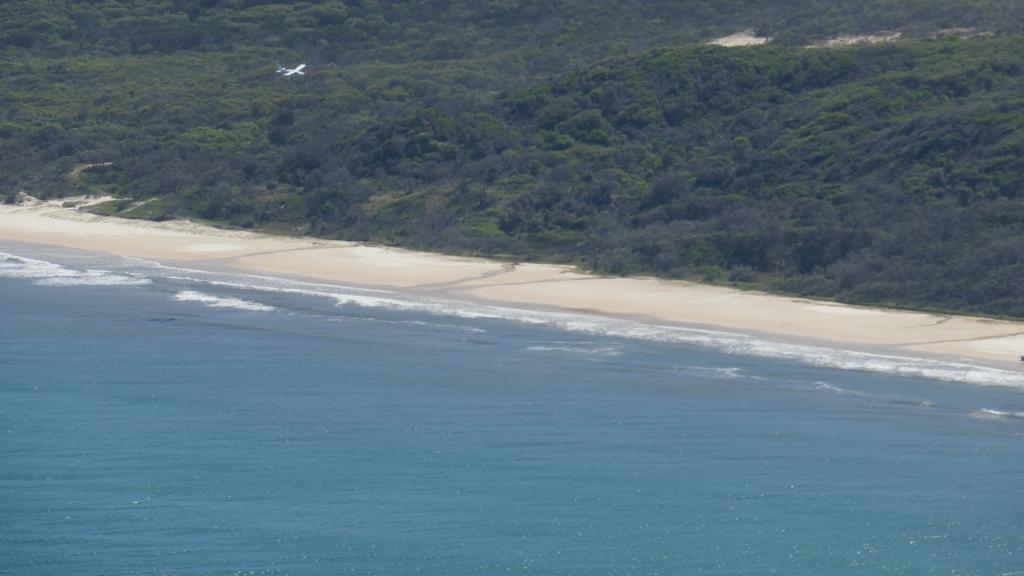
[2, 240, 1023, 576]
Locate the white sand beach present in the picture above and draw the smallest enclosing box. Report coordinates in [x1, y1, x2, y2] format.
[2, 199, 1024, 367]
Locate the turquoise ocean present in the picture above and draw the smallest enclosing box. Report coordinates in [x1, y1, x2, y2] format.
[2, 240, 1023, 575]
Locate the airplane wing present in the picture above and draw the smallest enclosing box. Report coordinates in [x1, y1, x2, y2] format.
[279, 64, 307, 76]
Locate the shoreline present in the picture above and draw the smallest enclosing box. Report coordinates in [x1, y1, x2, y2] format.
[3, 200, 1024, 369]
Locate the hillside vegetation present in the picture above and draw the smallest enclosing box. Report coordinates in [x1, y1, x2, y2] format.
[3, 1, 1024, 316]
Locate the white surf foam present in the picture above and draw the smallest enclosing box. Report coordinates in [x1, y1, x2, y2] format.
[704, 367, 745, 379]
[134, 259, 1024, 390]
[809, 382, 939, 410]
[970, 408, 1024, 421]
[814, 382, 867, 397]
[36, 270, 150, 286]
[325, 315, 488, 335]
[343, 291, 1024, 388]
[173, 290, 275, 312]
[0, 252, 151, 286]
[166, 273, 519, 320]
[332, 293, 520, 321]
[677, 366, 748, 380]
[526, 343, 624, 357]
[158, 268, 391, 295]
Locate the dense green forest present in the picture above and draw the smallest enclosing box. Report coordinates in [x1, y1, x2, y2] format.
[3, 1, 1024, 316]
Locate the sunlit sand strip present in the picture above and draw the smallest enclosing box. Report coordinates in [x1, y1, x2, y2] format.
[707, 29, 770, 47]
[2, 202, 1024, 367]
[812, 32, 902, 48]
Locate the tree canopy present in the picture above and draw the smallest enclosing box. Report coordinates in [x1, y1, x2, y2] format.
[3, 1, 1024, 316]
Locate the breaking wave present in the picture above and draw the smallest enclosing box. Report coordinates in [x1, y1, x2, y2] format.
[526, 343, 625, 357]
[8, 251, 1023, 389]
[683, 366, 748, 379]
[814, 382, 867, 397]
[156, 267, 1024, 390]
[970, 408, 1024, 421]
[173, 290, 275, 312]
[0, 252, 150, 286]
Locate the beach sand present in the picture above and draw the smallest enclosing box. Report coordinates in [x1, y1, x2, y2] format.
[3, 200, 1024, 367]
[707, 29, 770, 47]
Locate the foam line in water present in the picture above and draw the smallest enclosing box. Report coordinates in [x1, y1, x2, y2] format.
[516, 313, 1024, 389]
[149, 261, 391, 294]
[162, 267, 1024, 389]
[332, 293, 537, 321]
[814, 382, 867, 397]
[526, 343, 624, 357]
[970, 408, 1024, 421]
[808, 381, 936, 408]
[0, 252, 151, 286]
[344, 296, 1024, 389]
[162, 274, 514, 321]
[76, 254, 1024, 390]
[36, 270, 150, 286]
[173, 290, 275, 312]
[682, 366, 748, 379]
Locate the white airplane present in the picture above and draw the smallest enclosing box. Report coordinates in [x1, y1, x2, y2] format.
[276, 63, 306, 77]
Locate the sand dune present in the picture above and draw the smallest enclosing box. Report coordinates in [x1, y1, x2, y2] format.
[708, 29, 770, 47]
